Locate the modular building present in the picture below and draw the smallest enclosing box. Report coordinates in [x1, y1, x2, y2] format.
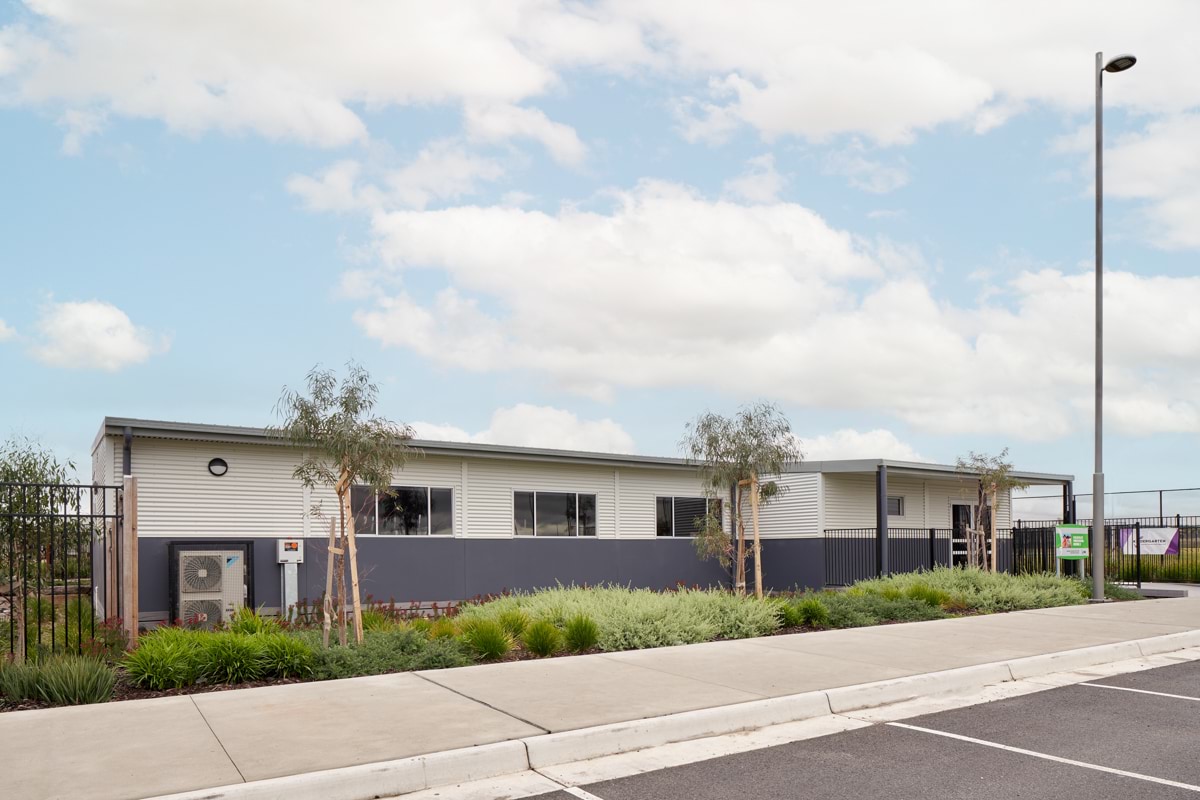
[91, 417, 1073, 625]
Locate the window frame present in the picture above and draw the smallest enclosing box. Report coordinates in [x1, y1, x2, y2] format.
[655, 495, 721, 538]
[887, 495, 905, 517]
[351, 485, 455, 537]
[512, 489, 598, 537]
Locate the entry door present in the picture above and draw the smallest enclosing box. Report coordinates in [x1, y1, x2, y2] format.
[951, 504, 973, 567]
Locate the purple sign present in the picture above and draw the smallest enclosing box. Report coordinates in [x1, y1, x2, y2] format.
[1119, 527, 1180, 556]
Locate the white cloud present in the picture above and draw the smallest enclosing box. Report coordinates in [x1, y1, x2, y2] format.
[824, 141, 909, 194]
[464, 103, 587, 166]
[0, 1, 615, 148]
[0, 319, 15, 341]
[350, 179, 1200, 439]
[722, 154, 785, 203]
[1102, 113, 1200, 249]
[31, 300, 168, 371]
[412, 404, 635, 453]
[57, 108, 105, 155]
[630, 2, 1200, 144]
[287, 142, 505, 213]
[8, 2, 1198, 157]
[798, 429, 924, 462]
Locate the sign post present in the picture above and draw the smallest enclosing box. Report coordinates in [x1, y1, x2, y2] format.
[1056, 524, 1090, 576]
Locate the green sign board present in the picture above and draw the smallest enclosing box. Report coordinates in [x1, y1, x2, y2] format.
[1056, 524, 1090, 560]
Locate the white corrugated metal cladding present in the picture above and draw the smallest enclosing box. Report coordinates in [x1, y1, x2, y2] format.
[95, 420, 1058, 540]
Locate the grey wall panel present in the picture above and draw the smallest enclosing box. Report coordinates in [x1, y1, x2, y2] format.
[616, 540, 731, 590]
[759, 539, 825, 592]
[137, 538, 171, 614]
[139, 536, 833, 615]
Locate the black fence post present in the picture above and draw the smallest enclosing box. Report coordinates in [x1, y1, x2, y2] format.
[876, 465, 889, 578]
[1135, 521, 1141, 588]
[928, 528, 936, 570]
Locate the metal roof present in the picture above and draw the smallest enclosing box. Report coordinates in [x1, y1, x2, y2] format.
[94, 417, 1073, 483]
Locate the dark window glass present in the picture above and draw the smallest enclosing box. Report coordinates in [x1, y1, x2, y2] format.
[351, 487, 376, 535]
[887, 496, 904, 516]
[674, 497, 708, 537]
[381, 487, 428, 535]
[578, 494, 597, 536]
[655, 497, 674, 537]
[514, 491, 535, 536]
[430, 488, 453, 536]
[536, 492, 574, 536]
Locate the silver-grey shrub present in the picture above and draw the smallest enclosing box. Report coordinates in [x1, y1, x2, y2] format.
[458, 586, 780, 652]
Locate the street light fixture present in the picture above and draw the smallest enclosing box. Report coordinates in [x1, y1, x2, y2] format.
[1093, 50, 1136, 601]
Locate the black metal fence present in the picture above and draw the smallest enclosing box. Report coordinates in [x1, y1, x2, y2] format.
[1013, 516, 1200, 584]
[2, 483, 125, 660]
[824, 528, 954, 585]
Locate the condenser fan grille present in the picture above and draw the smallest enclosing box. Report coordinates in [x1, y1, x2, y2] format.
[181, 599, 224, 628]
[181, 555, 223, 592]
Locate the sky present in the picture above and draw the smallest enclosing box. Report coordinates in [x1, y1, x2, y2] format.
[1, 1, 1198, 516]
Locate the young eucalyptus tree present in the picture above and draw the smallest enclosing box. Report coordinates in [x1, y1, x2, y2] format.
[681, 402, 801, 598]
[955, 449, 1029, 572]
[271, 363, 415, 646]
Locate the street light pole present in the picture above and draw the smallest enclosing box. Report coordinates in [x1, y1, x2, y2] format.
[1093, 51, 1136, 601]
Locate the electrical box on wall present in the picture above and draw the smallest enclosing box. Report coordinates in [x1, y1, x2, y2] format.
[276, 539, 304, 564]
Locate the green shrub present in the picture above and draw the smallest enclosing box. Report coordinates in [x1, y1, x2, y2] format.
[36, 656, 116, 706]
[228, 606, 280, 636]
[563, 614, 600, 652]
[904, 583, 952, 609]
[198, 633, 266, 684]
[461, 619, 512, 661]
[497, 609, 531, 638]
[0, 660, 41, 702]
[776, 601, 805, 628]
[429, 617, 459, 640]
[259, 633, 315, 679]
[408, 618, 433, 636]
[457, 586, 780, 653]
[123, 628, 203, 690]
[794, 596, 830, 628]
[521, 620, 562, 657]
[853, 567, 1089, 614]
[304, 628, 471, 680]
[359, 607, 395, 632]
[1104, 582, 1143, 601]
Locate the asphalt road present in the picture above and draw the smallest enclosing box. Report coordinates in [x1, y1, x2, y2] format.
[533, 659, 1200, 800]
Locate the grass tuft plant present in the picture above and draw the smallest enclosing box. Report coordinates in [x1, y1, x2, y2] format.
[563, 614, 600, 652]
[198, 633, 267, 684]
[0, 660, 41, 702]
[497, 609, 532, 638]
[794, 596, 831, 628]
[460, 619, 512, 661]
[521, 620, 562, 657]
[228, 606, 280, 636]
[35, 656, 116, 705]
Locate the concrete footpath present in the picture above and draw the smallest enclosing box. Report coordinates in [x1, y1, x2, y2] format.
[3, 598, 1198, 800]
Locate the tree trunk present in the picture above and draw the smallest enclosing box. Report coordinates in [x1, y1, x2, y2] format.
[734, 484, 746, 595]
[750, 473, 763, 600]
[344, 484, 365, 645]
[335, 488, 347, 647]
[322, 519, 335, 649]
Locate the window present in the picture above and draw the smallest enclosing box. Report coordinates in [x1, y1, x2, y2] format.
[656, 496, 721, 537]
[349, 486, 454, 535]
[887, 496, 904, 516]
[513, 491, 597, 536]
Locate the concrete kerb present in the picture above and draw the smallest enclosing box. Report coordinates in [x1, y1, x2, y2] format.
[145, 629, 1200, 800]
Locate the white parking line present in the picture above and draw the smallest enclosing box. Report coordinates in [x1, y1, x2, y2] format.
[561, 787, 607, 800]
[888, 722, 1200, 793]
[1081, 682, 1200, 702]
